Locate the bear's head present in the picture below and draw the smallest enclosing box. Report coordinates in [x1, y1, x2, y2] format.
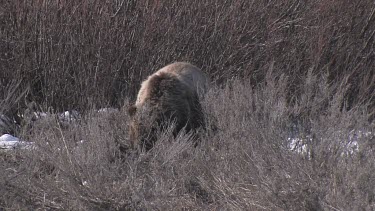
[128, 103, 164, 151]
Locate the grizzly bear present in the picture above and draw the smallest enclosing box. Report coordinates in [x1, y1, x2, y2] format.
[128, 62, 208, 151]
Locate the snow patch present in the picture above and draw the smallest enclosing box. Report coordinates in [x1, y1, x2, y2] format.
[0, 134, 34, 150]
[287, 136, 310, 155]
[32, 111, 50, 119]
[287, 130, 373, 156]
[58, 110, 80, 122]
[97, 108, 119, 113]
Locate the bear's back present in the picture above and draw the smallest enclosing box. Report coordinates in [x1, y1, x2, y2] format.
[136, 62, 208, 106]
[156, 62, 208, 95]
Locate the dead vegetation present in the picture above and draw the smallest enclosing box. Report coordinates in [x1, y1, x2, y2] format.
[1, 0, 374, 210]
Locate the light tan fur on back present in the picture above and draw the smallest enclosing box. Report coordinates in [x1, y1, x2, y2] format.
[135, 62, 208, 107]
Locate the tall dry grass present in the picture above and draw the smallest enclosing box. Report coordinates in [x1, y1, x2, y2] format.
[1, 69, 374, 210]
[1, 0, 374, 117]
[1, 0, 374, 210]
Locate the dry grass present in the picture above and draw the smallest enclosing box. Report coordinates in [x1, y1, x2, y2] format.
[1, 71, 374, 210]
[1, 0, 375, 210]
[1, 0, 374, 115]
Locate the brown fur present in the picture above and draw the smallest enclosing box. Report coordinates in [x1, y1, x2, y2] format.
[129, 62, 207, 151]
[135, 62, 208, 106]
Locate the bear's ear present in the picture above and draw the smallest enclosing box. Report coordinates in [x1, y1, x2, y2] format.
[128, 105, 137, 117]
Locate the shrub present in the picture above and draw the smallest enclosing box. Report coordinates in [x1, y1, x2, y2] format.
[1, 0, 374, 210]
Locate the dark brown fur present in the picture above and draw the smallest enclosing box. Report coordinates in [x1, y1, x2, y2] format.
[129, 72, 205, 151]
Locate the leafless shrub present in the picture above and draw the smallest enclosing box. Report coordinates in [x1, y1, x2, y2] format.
[1, 0, 374, 210]
[1, 69, 373, 210]
[1, 0, 373, 116]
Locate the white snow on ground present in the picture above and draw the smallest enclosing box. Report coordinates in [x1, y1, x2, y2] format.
[0, 134, 34, 150]
[287, 136, 310, 154]
[97, 108, 119, 113]
[287, 130, 373, 156]
[0, 134, 20, 142]
[28, 110, 80, 122]
[58, 110, 80, 122]
[32, 111, 49, 119]
[0, 108, 117, 151]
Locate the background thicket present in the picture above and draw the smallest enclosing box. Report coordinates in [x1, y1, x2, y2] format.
[1, 0, 374, 116]
[1, 0, 374, 210]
